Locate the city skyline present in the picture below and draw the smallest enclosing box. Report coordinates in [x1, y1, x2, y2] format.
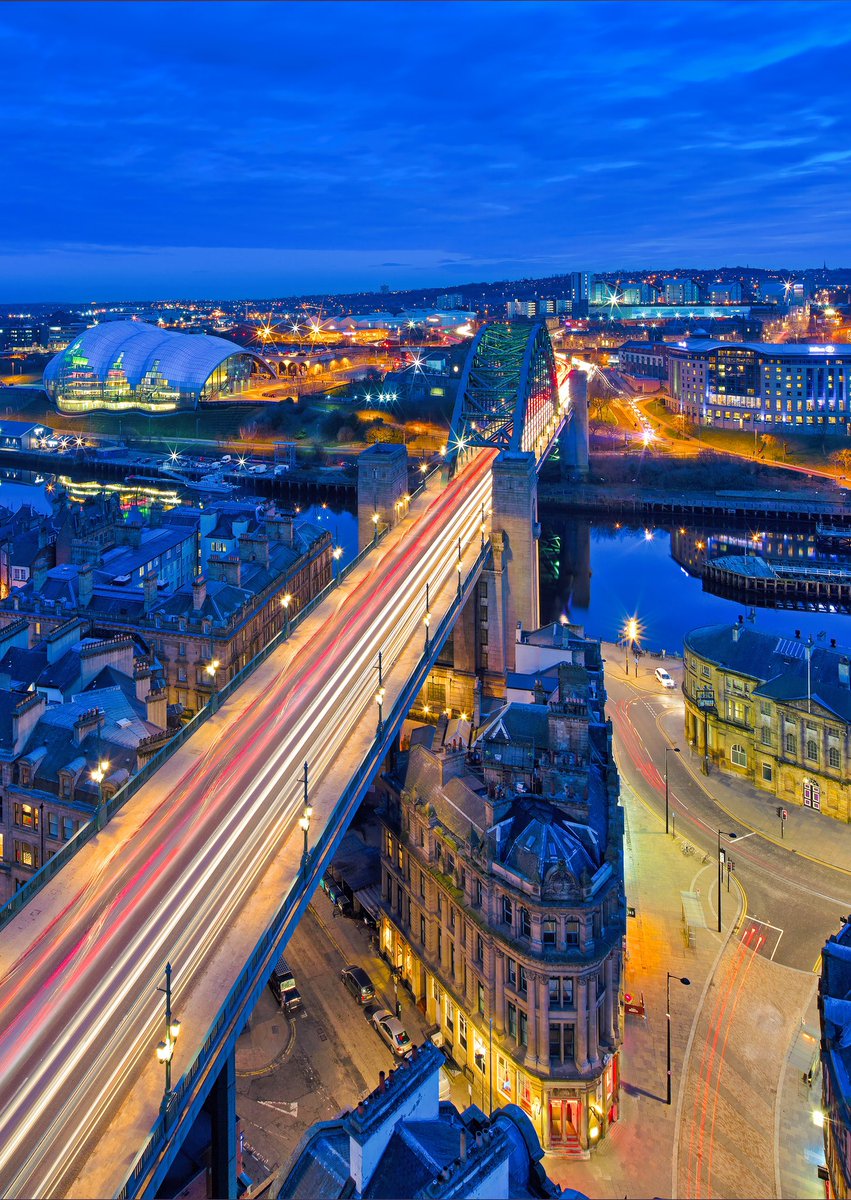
[2, 0, 851, 298]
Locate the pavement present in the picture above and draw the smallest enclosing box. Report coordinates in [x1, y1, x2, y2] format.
[600, 644, 840, 1198]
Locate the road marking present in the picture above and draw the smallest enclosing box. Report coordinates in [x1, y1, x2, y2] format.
[259, 1100, 299, 1117]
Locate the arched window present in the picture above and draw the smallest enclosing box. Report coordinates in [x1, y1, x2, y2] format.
[829, 746, 841, 769]
[785, 732, 796, 755]
[730, 744, 747, 767]
[806, 739, 818, 762]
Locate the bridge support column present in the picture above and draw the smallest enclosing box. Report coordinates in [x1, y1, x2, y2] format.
[207, 1046, 237, 1200]
[491, 452, 539, 674]
[559, 369, 589, 478]
[357, 444, 409, 550]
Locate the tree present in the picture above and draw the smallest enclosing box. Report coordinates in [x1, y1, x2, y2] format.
[831, 447, 851, 474]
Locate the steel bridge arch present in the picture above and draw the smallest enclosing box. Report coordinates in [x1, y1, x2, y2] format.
[448, 321, 561, 464]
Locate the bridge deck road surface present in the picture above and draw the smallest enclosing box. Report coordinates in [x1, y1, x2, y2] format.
[0, 448, 496, 1200]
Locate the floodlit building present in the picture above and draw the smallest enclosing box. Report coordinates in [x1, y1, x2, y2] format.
[666, 339, 851, 435]
[378, 628, 625, 1157]
[43, 321, 274, 414]
[683, 621, 851, 822]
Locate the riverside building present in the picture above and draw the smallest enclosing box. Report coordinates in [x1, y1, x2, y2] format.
[378, 630, 625, 1157]
[666, 340, 851, 435]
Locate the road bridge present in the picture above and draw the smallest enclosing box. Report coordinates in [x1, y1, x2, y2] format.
[0, 322, 582, 1198]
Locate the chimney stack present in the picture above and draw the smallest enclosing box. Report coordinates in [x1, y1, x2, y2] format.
[78, 563, 93, 608]
[192, 573, 207, 612]
[143, 570, 158, 613]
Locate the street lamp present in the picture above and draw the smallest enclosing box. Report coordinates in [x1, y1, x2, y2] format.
[372, 511, 379, 543]
[332, 545, 343, 582]
[375, 650, 385, 735]
[91, 759, 110, 831]
[156, 962, 181, 1125]
[666, 973, 690, 1105]
[423, 582, 431, 653]
[457, 536, 463, 600]
[298, 760, 312, 881]
[665, 746, 680, 835]
[282, 592, 292, 636]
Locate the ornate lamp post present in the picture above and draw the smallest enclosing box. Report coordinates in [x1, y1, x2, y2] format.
[156, 962, 181, 1126]
[91, 759, 110, 831]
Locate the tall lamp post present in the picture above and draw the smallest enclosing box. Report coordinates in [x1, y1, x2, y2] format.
[298, 761, 312, 882]
[423, 583, 431, 653]
[666, 972, 690, 1105]
[375, 650, 385, 736]
[372, 511, 379, 544]
[332, 545, 343, 582]
[282, 592, 292, 637]
[91, 759, 110, 831]
[156, 962, 181, 1126]
[456, 536, 463, 600]
[665, 746, 680, 835]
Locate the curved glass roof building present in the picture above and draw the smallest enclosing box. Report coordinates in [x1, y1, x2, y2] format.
[43, 321, 274, 414]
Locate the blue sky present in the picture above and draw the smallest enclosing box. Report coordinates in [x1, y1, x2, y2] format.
[2, 0, 850, 299]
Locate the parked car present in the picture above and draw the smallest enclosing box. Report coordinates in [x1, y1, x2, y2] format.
[371, 1008, 413, 1058]
[654, 667, 676, 689]
[268, 955, 303, 1014]
[341, 964, 376, 1005]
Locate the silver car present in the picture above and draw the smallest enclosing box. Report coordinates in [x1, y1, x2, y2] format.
[371, 1008, 413, 1058]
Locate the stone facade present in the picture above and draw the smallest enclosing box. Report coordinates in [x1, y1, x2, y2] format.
[378, 633, 625, 1157]
[683, 621, 851, 822]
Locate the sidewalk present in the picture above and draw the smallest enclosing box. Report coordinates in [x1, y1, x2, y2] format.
[544, 779, 744, 1200]
[657, 704, 851, 878]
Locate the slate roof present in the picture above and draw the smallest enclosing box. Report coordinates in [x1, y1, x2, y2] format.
[685, 623, 851, 722]
[497, 799, 602, 887]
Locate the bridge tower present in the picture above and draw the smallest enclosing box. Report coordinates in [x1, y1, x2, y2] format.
[559, 368, 589, 478]
[489, 451, 540, 674]
[357, 443, 409, 550]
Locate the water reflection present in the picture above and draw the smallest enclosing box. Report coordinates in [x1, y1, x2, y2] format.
[539, 513, 851, 652]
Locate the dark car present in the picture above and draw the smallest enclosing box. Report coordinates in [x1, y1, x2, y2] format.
[341, 964, 376, 1005]
[268, 955, 303, 1015]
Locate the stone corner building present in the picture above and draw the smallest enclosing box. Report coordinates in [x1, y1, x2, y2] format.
[683, 621, 851, 822]
[377, 631, 625, 1156]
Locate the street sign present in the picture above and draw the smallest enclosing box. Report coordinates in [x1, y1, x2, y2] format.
[624, 991, 646, 1017]
[696, 686, 716, 712]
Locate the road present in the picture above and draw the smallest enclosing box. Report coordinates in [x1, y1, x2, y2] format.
[604, 650, 851, 971]
[0, 448, 496, 1199]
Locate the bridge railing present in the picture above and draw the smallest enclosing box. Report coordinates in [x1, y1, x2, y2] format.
[0, 525, 391, 932]
[116, 542, 489, 1200]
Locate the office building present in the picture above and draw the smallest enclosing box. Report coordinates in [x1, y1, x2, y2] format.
[617, 340, 668, 381]
[437, 293, 466, 310]
[666, 339, 851, 434]
[43, 321, 275, 414]
[663, 277, 701, 305]
[683, 622, 851, 823]
[709, 282, 743, 304]
[378, 625, 625, 1156]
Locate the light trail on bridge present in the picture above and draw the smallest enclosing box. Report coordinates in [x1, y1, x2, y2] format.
[0, 449, 496, 1198]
